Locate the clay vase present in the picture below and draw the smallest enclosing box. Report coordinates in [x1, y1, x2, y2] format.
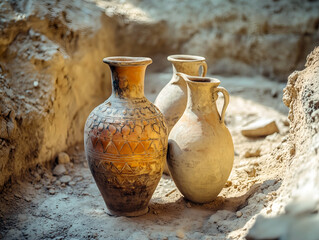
[154, 55, 207, 174]
[84, 56, 168, 217]
[167, 73, 234, 204]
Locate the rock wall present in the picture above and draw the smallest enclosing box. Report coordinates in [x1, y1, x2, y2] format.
[100, 0, 319, 80]
[247, 47, 319, 239]
[1, 0, 319, 188]
[281, 46, 319, 201]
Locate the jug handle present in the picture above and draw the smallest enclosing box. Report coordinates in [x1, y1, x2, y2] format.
[200, 62, 207, 77]
[215, 87, 229, 124]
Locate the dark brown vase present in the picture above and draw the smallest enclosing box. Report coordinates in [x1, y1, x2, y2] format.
[84, 57, 168, 217]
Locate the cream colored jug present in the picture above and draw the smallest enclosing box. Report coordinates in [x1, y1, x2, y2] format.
[167, 73, 234, 203]
[154, 55, 207, 174]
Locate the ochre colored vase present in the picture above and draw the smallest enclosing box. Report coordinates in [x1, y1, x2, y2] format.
[154, 55, 207, 174]
[84, 57, 168, 217]
[167, 73, 234, 204]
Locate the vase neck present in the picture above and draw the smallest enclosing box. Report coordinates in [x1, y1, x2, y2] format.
[103, 57, 152, 99]
[168, 55, 206, 80]
[182, 76, 220, 114]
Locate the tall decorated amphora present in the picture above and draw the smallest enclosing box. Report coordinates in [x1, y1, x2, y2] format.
[84, 57, 168, 216]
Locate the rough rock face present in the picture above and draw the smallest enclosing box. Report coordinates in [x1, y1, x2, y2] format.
[0, 0, 115, 188]
[101, 0, 319, 80]
[281, 47, 319, 201]
[247, 47, 319, 239]
[1, 0, 319, 188]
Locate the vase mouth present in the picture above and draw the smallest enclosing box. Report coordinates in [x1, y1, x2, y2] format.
[176, 73, 220, 85]
[103, 56, 152, 66]
[167, 54, 205, 63]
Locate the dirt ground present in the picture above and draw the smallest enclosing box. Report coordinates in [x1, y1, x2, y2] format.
[0, 71, 289, 240]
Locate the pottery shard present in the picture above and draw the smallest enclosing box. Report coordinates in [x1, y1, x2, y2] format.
[52, 164, 66, 176]
[241, 118, 279, 138]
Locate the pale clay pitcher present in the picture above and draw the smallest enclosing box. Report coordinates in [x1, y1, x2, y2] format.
[154, 55, 207, 174]
[167, 73, 234, 203]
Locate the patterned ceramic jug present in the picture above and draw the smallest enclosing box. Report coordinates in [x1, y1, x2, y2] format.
[84, 57, 168, 216]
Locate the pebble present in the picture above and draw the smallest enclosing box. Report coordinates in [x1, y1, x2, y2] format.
[55, 180, 61, 186]
[35, 184, 42, 190]
[60, 175, 72, 184]
[83, 162, 88, 168]
[241, 118, 279, 137]
[14, 193, 22, 199]
[186, 202, 192, 208]
[69, 181, 76, 186]
[24, 196, 31, 202]
[236, 211, 243, 218]
[244, 147, 261, 158]
[57, 152, 70, 164]
[33, 81, 39, 88]
[49, 189, 55, 195]
[176, 229, 185, 239]
[53, 164, 67, 176]
[33, 172, 41, 182]
[225, 180, 232, 187]
[245, 167, 256, 177]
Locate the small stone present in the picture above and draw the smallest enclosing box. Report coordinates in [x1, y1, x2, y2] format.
[49, 189, 55, 195]
[83, 162, 88, 168]
[53, 164, 66, 176]
[69, 181, 76, 186]
[57, 152, 70, 164]
[244, 148, 261, 158]
[33, 172, 41, 182]
[236, 211, 243, 218]
[33, 81, 39, 88]
[241, 118, 279, 138]
[266, 208, 272, 214]
[55, 180, 61, 186]
[60, 175, 72, 184]
[245, 167, 256, 177]
[186, 202, 192, 208]
[24, 196, 31, 202]
[282, 118, 289, 126]
[176, 229, 185, 239]
[256, 193, 266, 202]
[14, 193, 22, 199]
[225, 180, 232, 187]
[61, 183, 66, 187]
[35, 184, 42, 189]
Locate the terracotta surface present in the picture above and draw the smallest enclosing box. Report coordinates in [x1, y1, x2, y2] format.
[84, 57, 168, 216]
[154, 55, 207, 174]
[167, 73, 234, 203]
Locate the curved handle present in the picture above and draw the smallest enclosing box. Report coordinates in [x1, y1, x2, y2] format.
[200, 62, 207, 77]
[215, 86, 229, 124]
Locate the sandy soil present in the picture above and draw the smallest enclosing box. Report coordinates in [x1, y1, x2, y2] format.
[0, 72, 289, 240]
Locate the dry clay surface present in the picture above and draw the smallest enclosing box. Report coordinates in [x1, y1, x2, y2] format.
[0, 74, 289, 240]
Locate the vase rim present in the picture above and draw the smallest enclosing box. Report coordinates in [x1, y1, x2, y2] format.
[103, 56, 152, 66]
[167, 54, 205, 62]
[177, 73, 220, 85]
